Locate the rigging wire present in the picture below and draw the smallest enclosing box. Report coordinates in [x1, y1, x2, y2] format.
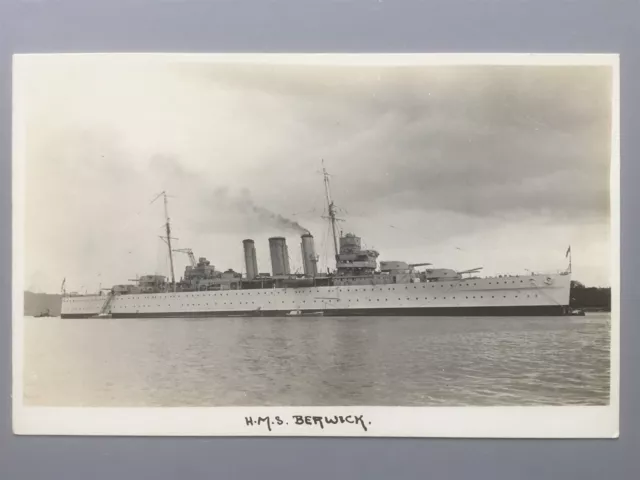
[64, 202, 159, 292]
[79, 193, 177, 291]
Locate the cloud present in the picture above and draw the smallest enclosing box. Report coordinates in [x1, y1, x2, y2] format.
[195, 64, 611, 221]
[19, 57, 614, 290]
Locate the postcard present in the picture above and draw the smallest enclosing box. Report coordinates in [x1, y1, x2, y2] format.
[12, 53, 619, 437]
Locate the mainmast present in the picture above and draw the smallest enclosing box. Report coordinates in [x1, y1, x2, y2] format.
[322, 160, 340, 263]
[152, 191, 177, 291]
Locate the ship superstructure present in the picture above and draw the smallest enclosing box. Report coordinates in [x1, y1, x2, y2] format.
[61, 165, 572, 318]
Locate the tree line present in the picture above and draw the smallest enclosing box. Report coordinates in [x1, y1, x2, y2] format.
[570, 281, 611, 311]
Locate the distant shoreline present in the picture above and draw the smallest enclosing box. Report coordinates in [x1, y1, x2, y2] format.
[24, 291, 62, 316]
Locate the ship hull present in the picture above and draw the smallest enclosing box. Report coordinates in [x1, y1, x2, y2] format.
[61, 304, 567, 319]
[61, 273, 572, 319]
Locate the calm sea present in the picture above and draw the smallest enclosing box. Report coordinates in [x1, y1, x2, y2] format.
[22, 313, 611, 407]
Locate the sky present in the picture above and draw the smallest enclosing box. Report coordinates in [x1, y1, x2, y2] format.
[17, 55, 614, 293]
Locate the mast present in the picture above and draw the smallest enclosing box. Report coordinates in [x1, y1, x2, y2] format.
[163, 192, 176, 290]
[322, 160, 340, 263]
[152, 191, 177, 291]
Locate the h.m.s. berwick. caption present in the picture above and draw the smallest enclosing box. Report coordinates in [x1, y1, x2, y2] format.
[245, 415, 371, 432]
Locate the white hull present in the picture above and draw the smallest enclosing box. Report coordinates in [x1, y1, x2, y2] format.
[61, 273, 571, 318]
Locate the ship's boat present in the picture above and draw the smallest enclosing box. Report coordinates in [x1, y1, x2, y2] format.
[286, 310, 324, 317]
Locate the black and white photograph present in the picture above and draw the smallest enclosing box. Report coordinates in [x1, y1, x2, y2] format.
[12, 53, 619, 437]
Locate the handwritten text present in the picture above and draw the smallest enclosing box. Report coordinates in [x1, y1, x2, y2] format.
[244, 415, 371, 432]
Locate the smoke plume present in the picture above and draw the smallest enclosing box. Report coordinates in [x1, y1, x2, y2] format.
[212, 187, 309, 234]
[147, 156, 310, 235]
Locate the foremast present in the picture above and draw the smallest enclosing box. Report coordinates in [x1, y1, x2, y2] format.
[152, 191, 177, 292]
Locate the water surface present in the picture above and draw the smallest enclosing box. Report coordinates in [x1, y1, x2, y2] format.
[23, 313, 611, 406]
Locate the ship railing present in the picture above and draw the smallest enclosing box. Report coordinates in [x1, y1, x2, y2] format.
[486, 270, 566, 278]
[63, 292, 100, 298]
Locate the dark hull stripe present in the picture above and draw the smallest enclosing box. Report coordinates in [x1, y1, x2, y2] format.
[61, 305, 569, 319]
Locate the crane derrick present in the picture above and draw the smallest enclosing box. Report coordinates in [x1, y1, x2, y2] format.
[173, 248, 197, 267]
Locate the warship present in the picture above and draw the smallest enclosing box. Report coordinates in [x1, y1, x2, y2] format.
[61, 166, 572, 318]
